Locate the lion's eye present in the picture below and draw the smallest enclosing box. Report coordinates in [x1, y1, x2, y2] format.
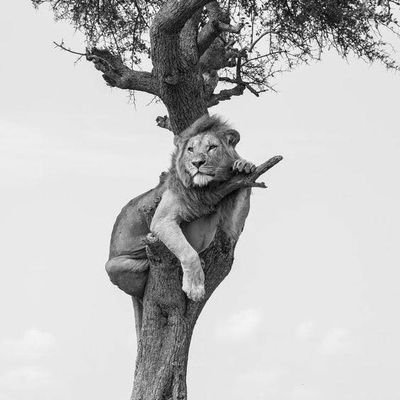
[208, 145, 218, 151]
[187, 147, 194, 153]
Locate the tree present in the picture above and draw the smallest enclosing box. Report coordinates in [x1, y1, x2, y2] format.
[32, 0, 399, 399]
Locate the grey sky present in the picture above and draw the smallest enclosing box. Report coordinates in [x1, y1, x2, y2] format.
[1, 2, 400, 400]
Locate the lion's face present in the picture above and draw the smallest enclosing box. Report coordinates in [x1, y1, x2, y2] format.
[176, 131, 238, 188]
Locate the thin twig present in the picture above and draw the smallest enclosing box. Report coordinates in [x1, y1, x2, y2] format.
[248, 30, 274, 53]
[53, 41, 86, 57]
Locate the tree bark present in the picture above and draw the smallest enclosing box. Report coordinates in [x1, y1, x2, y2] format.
[150, 22, 208, 133]
[131, 220, 234, 400]
[130, 12, 212, 396]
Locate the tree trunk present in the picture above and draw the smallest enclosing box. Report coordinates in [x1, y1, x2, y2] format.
[131, 228, 234, 400]
[130, 9, 239, 400]
[150, 15, 208, 134]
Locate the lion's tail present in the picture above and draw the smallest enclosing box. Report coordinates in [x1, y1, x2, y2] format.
[131, 296, 143, 344]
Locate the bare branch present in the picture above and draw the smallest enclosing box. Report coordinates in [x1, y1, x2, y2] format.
[154, 0, 213, 33]
[86, 48, 158, 95]
[53, 40, 86, 56]
[207, 84, 245, 107]
[218, 77, 269, 97]
[245, 83, 260, 97]
[215, 156, 284, 199]
[55, 42, 158, 94]
[247, 30, 275, 53]
[218, 77, 238, 84]
[205, 46, 264, 106]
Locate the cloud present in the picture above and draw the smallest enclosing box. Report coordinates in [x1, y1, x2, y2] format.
[238, 368, 286, 387]
[294, 323, 355, 356]
[295, 321, 317, 341]
[318, 328, 352, 356]
[216, 309, 262, 340]
[0, 329, 56, 361]
[0, 366, 52, 393]
[291, 385, 320, 400]
[236, 368, 286, 398]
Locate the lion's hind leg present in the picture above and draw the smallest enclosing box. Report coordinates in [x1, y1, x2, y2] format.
[105, 256, 149, 298]
[219, 188, 251, 242]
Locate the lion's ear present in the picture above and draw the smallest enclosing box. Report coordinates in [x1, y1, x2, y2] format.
[223, 129, 240, 147]
[174, 126, 193, 147]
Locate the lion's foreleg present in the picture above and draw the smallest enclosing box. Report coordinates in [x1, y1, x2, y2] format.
[150, 190, 205, 301]
[151, 218, 205, 301]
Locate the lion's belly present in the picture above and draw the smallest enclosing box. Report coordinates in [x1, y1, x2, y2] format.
[181, 212, 220, 254]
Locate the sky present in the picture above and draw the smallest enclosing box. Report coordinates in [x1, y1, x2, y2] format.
[1, 2, 400, 400]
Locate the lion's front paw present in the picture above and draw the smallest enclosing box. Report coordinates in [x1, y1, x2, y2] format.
[233, 159, 256, 174]
[182, 260, 205, 302]
[183, 281, 205, 302]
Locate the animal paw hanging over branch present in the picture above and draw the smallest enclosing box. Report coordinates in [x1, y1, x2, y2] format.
[215, 155, 283, 198]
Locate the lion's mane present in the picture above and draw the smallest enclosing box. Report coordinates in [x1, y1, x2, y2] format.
[165, 115, 241, 222]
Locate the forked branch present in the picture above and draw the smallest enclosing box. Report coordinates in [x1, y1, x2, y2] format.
[54, 41, 159, 95]
[207, 84, 245, 107]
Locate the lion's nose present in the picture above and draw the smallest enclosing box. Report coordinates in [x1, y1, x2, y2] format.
[192, 160, 205, 169]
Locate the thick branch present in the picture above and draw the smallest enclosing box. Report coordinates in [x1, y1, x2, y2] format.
[197, 2, 227, 53]
[215, 156, 283, 199]
[156, 115, 172, 131]
[212, 46, 272, 102]
[86, 48, 158, 95]
[198, 2, 244, 56]
[207, 84, 245, 107]
[219, 77, 266, 97]
[206, 48, 248, 107]
[154, 0, 213, 33]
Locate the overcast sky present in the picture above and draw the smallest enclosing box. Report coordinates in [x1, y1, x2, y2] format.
[1, 2, 400, 400]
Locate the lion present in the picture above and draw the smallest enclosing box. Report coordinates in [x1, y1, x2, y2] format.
[105, 115, 255, 331]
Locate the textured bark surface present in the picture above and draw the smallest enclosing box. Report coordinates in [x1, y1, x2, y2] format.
[150, 22, 208, 133]
[131, 205, 235, 400]
[125, 9, 219, 398]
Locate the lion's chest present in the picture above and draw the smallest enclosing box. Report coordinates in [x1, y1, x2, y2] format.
[181, 212, 220, 254]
